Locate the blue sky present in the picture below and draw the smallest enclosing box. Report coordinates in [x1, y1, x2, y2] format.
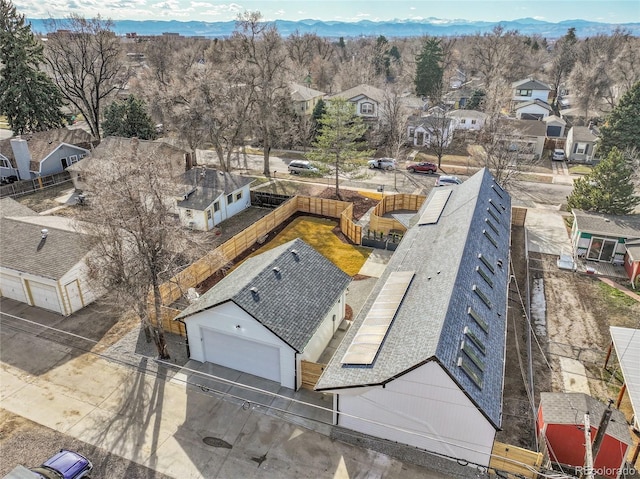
[16, 0, 640, 23]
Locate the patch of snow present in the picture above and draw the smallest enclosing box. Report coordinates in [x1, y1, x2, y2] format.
[531, 278, 547, 337]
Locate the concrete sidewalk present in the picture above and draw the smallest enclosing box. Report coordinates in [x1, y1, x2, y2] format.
[0, 341, 442, 479]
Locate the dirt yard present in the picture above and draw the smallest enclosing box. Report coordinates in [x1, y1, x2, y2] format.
[498, 225, 640, 457]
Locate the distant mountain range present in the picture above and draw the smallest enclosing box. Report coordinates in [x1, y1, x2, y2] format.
[27, 17, 640, 39]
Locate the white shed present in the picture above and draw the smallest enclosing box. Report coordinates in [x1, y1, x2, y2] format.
[316, 169, 512, 466]
[0, 199, 100, 315]
[174, 238, 351, 390]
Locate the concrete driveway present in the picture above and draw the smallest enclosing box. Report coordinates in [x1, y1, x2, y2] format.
[524, 208, 573, 256]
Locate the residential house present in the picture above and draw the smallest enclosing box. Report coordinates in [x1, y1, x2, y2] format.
[446, 109, 488, 131]
[290, 82, 325, 116]
[498, 118, 546, 159]
[511, 78, 551, 103]
[0, 128, 95, 181]
[316, 169, 512, 466]
[174, 238, 351, 390]
[175, 167, 254, 232]
[570, 209, 640, 285]
[565, 126, 598, 163]
[66, 137, 192, 192]
[514, 99, 553, 120]
[326, 84, 386, 121]
[537, 392, 633, 479]
[542, 115, 567, 138]
[0, 198, 101, 315]
[407, 115, 454, 147]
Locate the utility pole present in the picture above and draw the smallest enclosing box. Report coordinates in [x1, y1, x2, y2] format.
[592, 400, 614, 462]
[583, 413, 594, 479]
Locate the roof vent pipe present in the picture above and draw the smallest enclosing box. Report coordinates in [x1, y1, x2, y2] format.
[41, 229, 49, 239]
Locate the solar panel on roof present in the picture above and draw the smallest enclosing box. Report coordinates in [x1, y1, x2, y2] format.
[341, 270, 415, 365]
[417, 189, 451, 225]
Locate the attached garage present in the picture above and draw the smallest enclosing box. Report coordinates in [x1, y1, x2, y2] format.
[0, 273, 27, 303]
[1, 200, 100, 315]
[175, 238, 351, 390]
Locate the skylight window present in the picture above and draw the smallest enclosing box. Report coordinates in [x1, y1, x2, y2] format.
[458, 356, 483, 388]
[476, 266, 494, 288]
[485, 218, 499, 235]
[464, 326, 486, 354]
[487, 207, 501, 224]
[468, 306, 489, 333]
[473, 284, 492, 309]
[478, 254, 495, 274]
[483, 229, 498, 248]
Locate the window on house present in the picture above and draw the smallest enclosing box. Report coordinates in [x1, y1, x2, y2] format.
[0, 158, 10, 168]
[227, 193, 233, 204]
[574, 142, 588, 154]
[235, 191, 242, 201]
[185, 209, 192, 218]
[460, 119, 466, 124]
[207, 209, 212, 220]
[69, 155, 78, 164]
[213, 201, 220, 212]
[360, 102, 374, 114]
[471, 119, 477, 125]
[408, 127, 415, 138]
[516, 89, 532, 96]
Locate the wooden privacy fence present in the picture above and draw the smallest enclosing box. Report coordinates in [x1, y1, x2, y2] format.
[0, 171, 72, 198]
[489, 441, 545, 479]
[369, 194, 426, 235]
[152, 195, 360, 333]
[301, 360, 326, 390]
[511, 206, 527, 227]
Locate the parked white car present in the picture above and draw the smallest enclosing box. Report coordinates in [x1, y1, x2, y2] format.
[552, 149, 566, 161]
[368, 158, 397, 170]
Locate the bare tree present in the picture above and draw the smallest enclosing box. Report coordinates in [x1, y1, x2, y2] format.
[472, 116, 541, 190]
[44, 15, 128, 139]
[80, 139, 209, 359]
[378, 88, 412, 160]
[232, 12, 290, 175]
[421, 111, 455, 169]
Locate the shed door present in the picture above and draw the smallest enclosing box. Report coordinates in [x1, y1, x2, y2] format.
[65, 280, 83, 313]
[27, 281, 63, 314]
[0, 274, 27, 303]
[202, 329, 281, 383]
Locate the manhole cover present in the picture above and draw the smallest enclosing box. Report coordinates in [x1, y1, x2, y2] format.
[202, 437, 232, 449]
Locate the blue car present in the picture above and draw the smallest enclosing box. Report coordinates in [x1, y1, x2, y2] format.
[29, 450, 93, 479]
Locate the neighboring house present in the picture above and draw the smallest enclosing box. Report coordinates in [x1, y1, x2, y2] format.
[290, 82, 325, 116]
[0, 198, 100, 315]
[406, 115, 454, 147]
[511, 78, 551, 103]
[446, 109, 488, 131]
[174, 238, 351, 390]
[565, 126, 598, 163]
[514, 99, 553, 120]
[498, 118, 546, 159]
[175, 167, 254, 232]
[66, 137, 192, 192]
[537, 392, 633, 479]
[570, 209, 640, 284]
[0, 128, 95, 180]
[316, 169, 512, 466]
[326, 84, 386, 121]
[542, 115, 567, 138]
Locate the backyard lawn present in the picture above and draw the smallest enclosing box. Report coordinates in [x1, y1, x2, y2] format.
[246, 215, 372, 276]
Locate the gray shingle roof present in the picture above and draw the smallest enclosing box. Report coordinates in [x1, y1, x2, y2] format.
[176, 168, 254, 211]
[175, 238, 352, 352]
[316, 168, 511, 429]
[0, 218, 91, 280]
[0, 197, 38, 217]
[570, 126, 599, 142]
[572, 209, 640, 239]
[515, 99, 553, 111]
[499, 118, 547, 137]
[512, 78, 551, 90]
[328, 84, 386, 105]
[290, 82, 325, 101]
[540, 392, 633, 446]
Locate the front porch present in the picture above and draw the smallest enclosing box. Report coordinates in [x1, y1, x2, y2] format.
[575, 259, 629, 281]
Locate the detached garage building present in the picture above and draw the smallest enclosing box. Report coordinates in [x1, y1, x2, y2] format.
[174, 238, 351, 390]
[0, 198, 99, 315]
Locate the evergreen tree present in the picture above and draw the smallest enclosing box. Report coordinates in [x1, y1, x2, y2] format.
[306, 98, 372, 199]
[0, 0, 66, 134]
[102, 95, 157, 140]
[567, 148, 640, 215]
[466, 89, 486, 111]
[597, 81, 640, 158]
[414, 37, 444, 99]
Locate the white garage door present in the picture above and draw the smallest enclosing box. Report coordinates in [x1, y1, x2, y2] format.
[202, 329, 281, 383]
[27, 280, 63, 314]
[0, 274, 27, 303]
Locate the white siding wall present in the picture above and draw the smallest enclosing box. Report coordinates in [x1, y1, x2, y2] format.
[515, 104, 550, 119]
[514, 90, 549, 103]
[178, 206, 208, 231]
[300, 293, 346, 363]
[59, 258, 100, 315]
[185, 302, 297, 389]
[222, 185, 251, 221]
[335, 361, 496, 466]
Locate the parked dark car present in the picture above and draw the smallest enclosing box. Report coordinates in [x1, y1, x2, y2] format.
[406, 162, 437, 174]
[28, 450, 93, 479]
